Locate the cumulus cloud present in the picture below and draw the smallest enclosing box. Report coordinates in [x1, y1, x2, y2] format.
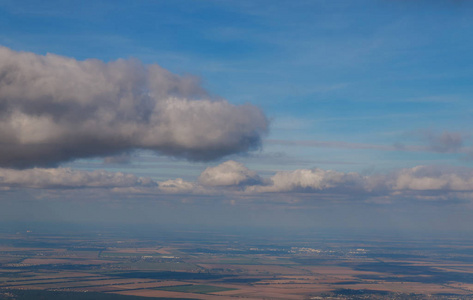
[0, 47, 268, 168]
[0, 168, 155, 189]
[391, 165, 473, 191]
[246, 168, 365, 193]
[198, 161, 473, 198]
[198, 160, 262, 187]
[2, 160, 473, 201]
[232, 163, 473, 201]
[158, 178, 197, 193]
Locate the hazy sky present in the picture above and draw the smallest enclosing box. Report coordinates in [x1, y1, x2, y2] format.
[1, 0, 473, 235]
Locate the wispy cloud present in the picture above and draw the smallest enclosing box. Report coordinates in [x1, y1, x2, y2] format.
[420, 130, 465, 153]
[267, 139, 404, 151]
[268, 132, 472, 156]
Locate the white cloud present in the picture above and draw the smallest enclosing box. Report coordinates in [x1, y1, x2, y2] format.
[198, 160, 261, 187]
[0, 46, 268, 168]
[158, 178, 197, 193]
[2, 161, 473, 202]
[391, 165, 473, 191]
[246, 168, 364, 193]
[241, 164, 473, 201]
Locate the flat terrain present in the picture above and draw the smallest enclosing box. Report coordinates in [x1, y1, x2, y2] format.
[0, 229, 472, 299]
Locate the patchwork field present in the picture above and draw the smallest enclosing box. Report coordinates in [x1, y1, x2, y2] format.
[0, 230, 473, 299]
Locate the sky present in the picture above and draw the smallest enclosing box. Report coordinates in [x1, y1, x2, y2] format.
[1, 0, 473, 236]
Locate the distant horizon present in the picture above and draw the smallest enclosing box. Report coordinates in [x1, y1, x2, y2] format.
[2, 220, 472, 241]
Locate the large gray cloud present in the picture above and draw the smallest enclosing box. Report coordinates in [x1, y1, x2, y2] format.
[0, 47, 268, 168]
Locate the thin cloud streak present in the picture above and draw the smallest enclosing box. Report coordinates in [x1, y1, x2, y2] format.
[267, 137, 471, 155]
[267, 139, 418, 151]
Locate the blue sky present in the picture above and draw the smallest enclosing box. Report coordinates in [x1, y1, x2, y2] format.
[1, 0, 473, 234]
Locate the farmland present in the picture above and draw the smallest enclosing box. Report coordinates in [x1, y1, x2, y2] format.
[0, 227, 472, 299]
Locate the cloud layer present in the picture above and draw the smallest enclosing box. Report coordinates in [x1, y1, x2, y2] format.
[0, 47, 268, 168]
[3, 162, 473, 203]
[0, 168, 154, 189]
[244, 165, 473, 196]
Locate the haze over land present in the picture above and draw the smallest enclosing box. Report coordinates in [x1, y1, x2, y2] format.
[1, 0, 473, 235]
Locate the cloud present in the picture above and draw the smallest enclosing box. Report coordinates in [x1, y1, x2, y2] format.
[0, 46, 268, 169]
[267, 139, 427, 153]
[195, 162, 473, 199]
[266, 139, 394, 151]
[246, 168, 365, 193]
[240, 163, 473, 201]
[158, 178, 197, 193]
[0, 168, 155, 189]
[391, 165, 473, 191]
[103, 153, 132, 164]
[268, 130, 470, 155]
[2, 160, 473, 202]
[198, 160, 262, 187]
[111, 178, 207, 195]
[423, 131, 464, 153]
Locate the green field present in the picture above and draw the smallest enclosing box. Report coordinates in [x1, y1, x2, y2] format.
[155, 284, 236, 294]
